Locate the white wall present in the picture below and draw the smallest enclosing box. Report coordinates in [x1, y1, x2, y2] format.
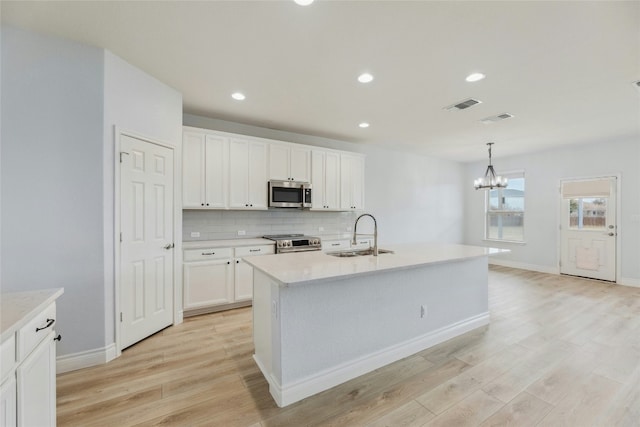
[464, 138, 640, 285]
[183, 114, 466, 245]
[1, 27, 183, 364]
[103, 51, 182, 349]
[1, 26, 107, 354]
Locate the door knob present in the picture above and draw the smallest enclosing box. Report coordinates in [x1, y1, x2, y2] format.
[164, 243, 175, 250]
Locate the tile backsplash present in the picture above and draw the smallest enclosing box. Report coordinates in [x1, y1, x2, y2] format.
[183, 210, 359, 241]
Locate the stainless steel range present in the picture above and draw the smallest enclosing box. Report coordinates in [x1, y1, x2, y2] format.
[263, 234, 322, 254]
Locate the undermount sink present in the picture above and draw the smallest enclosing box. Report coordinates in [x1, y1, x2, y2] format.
[327, 248, 394, 258]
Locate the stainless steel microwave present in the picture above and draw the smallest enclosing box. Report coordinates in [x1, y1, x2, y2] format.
[268, 180, 312, 209]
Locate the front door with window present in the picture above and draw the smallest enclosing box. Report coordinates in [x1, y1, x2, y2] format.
[560, 177, 617, 281]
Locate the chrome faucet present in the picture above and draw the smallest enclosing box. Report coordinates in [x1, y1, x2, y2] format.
[352, 213, 378, 256]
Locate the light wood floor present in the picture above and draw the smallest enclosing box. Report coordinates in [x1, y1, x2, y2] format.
[57, 266, 640, 426]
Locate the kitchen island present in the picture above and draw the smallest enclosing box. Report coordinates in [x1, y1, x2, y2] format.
[245, 243, 506, 407]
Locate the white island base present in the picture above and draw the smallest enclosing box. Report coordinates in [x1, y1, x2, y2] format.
[250, 246, 494, 407]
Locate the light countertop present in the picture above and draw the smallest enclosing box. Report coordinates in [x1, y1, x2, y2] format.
[244, 243, 508, 287]
[1, 288, 64, 343]
[183, 238, 274, 250]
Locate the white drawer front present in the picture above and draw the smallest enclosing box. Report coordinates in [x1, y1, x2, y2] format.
[18, 303, 56, 361]
[235, 245, 275, 257]
[322, 240, 350, 252]
[184, 247, 233, 262]
[1, 334, 16, 380]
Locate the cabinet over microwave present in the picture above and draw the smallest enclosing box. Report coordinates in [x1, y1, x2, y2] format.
[268, 180, 312, 209]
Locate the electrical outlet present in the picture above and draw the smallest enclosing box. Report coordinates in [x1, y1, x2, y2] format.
[190, 232, 200, 238]
[420, 304, 427, 319]
[237, 230, 246, 236]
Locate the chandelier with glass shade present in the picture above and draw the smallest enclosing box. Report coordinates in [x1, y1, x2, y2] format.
[474, 142, 508, 190]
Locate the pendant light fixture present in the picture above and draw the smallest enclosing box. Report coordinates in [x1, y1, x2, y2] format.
[474, 142, 508, 190]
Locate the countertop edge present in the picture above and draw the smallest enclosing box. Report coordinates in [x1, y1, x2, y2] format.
[1, 288, 64, 343]
[247, 249, 503, 287]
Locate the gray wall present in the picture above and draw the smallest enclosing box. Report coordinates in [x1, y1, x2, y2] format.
[1, 26, 107, 353]
[464, 138, 640, 285]
[1, 27, 183, 359]
[103, 51, 183, 349]
[183, 114, 466, 246]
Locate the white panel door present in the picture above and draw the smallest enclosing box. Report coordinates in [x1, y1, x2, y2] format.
[560, 177, 616, 281]
[120, 134, 174, 349]
[311, 151, 325, 209]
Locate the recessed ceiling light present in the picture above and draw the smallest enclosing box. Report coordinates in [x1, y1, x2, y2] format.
[465, 73, 486, 82]
[359, 122, 370, 128]
[357, 73, 374, 83]
[231, 92, 246, 101]
[294, 0, 314, 5]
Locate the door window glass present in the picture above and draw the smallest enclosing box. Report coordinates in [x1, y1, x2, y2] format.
[568, 197, 607, 229]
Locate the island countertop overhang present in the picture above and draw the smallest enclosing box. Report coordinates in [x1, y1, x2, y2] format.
[244, 243, 508, 287]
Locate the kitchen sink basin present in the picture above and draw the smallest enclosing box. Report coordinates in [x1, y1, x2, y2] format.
[327, 248, 394, 258]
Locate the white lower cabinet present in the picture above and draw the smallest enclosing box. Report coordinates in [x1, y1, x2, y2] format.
[183, 243, 275, 314]
[0, 376, 16, 427]
[17, 333, 56, 427]
[0, 293, 61, 427]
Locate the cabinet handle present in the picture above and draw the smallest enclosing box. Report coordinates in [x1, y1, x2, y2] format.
[54, 334, 62, 342]
[36, 318, 55, 332]
[202, 252, 215, 256]
[249, 249, 261, 252]
[331, 243, 340, 246]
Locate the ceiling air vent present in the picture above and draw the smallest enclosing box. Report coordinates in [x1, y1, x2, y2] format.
[444, 98, 482, 111]
[480, 113, 514, 124]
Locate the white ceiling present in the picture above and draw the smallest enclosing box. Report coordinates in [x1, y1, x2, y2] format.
[2, 1, 639, 162]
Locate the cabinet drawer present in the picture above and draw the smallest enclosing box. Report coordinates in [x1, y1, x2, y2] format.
[184, 247, 233, 262]
[322, 240, 350, 251]
[1, 334, 16, 380]
[17, 303, 56, 360]
[235, 245, 275, 257]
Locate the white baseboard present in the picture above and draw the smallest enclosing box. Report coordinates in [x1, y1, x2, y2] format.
[257, 312, 490, 408]
[57, 343, 117, 374]
[490, 260, 640, 288]
[489, 259, 558, 275]
[619, 277, 640, 288]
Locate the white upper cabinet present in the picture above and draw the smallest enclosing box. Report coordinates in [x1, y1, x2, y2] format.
[269, 143, 311, 182]
[340, 154, 365, 211]
[229, 138, 268, 209]
[311, 150, 341, 210]
[182, 131, 206, 208]
[182, 126, 363, 211]
[183, 131, 228, 209]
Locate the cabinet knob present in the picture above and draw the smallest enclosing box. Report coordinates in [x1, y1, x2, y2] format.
[206, 203, 210, 206]
[201, 203, 204, 206]
[250, 204, 253, 207]
[54, 334, 62, 342]
[227, 261, 230, 265]
[236, 260, 240, 264]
